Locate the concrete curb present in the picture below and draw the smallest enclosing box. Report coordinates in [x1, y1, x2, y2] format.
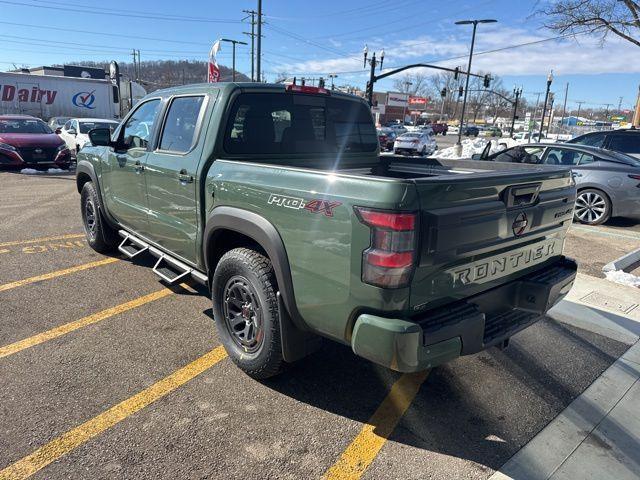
[603, 247, 640, 273]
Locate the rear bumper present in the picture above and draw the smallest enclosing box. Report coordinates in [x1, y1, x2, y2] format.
[351, 256, 577, 372]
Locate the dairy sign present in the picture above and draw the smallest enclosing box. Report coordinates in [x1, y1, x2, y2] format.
[1, 84, 57, 105]
[386, 92, 409, 107]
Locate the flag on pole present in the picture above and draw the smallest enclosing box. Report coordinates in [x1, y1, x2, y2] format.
[208, 40, 221, 83]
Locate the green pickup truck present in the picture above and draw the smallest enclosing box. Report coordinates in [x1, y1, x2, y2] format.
[76, 82, 577, 379]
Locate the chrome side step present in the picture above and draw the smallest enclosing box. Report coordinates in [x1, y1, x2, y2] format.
[118, 232, 149, 259]
[118, 230, 208, 286]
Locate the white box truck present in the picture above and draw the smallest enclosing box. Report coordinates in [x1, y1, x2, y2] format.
[0, 71, 145, 120]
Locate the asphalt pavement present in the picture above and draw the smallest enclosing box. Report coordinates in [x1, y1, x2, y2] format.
[0, 169, 637, 480]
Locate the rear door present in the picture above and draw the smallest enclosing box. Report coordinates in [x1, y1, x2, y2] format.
[144, 94, 210, 264]
[410, 168, 576, 310]
[100, 98, 162, 236]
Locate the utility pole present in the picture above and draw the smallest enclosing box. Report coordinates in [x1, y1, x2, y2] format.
[363, 45, 385, 106]
[576, 101, 584, 122]
[221, 39, 248, 82]
[528, 92, 542, 141]
[510, 86, 522, 138]
[618, 96, 623, 113]
[243, 9, 257, 81]
[603, 103, 612, 128]
[256, 0, 262, 82]
[131, 49, 138, 81]
[454, 19, 497, 155]
[538, 70, 553, 140]
[137, 50, 141, 80]
[402, 80, 412, 124]
[329, 74, 337, 90]
[559, 82, 569, 133]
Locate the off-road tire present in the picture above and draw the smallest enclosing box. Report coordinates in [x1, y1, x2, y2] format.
[80, 181, 119, 253]
[212, 248, 284, 379]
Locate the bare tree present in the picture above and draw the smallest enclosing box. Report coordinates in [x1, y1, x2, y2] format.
[540, 0, 640, 47]
[391, 72, 432, 96]
[429, 71, 461, 118]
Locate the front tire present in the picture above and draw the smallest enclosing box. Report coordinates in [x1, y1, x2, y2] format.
[212, 248, 284, 379]
[80, 182, 119, 253]
[574, 189, 611, 225]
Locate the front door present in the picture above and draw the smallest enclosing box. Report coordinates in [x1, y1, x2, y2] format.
[101, 98, 161, 236]
[144, 94, 209, 264]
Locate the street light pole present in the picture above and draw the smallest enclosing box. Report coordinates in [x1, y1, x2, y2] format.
[539, 70, 554, 140]
[402, 81, 412, 124]
[221, 39, 248, 82]
[454, 19, 497, 155]
[364, 45, 384, 106]
[329, 74, 337, 90]
[510, 86, 522, 138]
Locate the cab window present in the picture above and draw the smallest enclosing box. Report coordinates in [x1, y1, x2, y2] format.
[575, 132, 606, 147]
[607, 134, 640, 155]
[159, 96, 205, 153]
[122, 99, 161, 150]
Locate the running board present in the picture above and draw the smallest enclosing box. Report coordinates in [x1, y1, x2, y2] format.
[118, 232, 149, 259]
[117, 230, 208, 286]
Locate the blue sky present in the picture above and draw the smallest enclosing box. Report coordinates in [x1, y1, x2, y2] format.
[1, 0, 638, 111]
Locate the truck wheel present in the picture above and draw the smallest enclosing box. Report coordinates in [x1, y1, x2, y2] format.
[80, 182, 119, 253]
[574, 189, 611, 225]
[212, 248, 284, 379]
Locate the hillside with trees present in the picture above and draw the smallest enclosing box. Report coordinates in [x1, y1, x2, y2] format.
[59, 60, 251, 92]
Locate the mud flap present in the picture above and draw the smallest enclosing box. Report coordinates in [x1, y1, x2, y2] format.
[277, 292, 322, 363]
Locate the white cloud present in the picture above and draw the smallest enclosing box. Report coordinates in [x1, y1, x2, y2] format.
[270, 27, 640, 77]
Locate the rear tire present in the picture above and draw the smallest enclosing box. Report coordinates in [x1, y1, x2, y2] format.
[574, 188, 611, 225]
[80, 181, 119, 253]
[212, 248, 284, 379]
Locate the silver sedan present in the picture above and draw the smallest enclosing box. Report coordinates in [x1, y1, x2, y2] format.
[475, 143, 640, 225]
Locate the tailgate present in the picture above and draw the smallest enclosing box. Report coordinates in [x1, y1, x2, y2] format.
[410, 168, 576, 312]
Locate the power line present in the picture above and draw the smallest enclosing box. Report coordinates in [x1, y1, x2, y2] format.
[0, 0, 242, 23]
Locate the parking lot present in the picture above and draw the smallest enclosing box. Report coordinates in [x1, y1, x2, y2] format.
[1, 170, 639, 479]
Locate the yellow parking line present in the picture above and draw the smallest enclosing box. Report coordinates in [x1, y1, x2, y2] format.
[0, 346, 228, 480]
[323, 370, 430, 480]
[0, 234, 84, 248]
[0, 288, 179, 359]
[0, 258, 118, 293]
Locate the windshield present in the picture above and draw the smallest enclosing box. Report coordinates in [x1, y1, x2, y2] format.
[79, 121, 118, 134]
[0, 119, 52, 134]
[224, 92, 377, 155]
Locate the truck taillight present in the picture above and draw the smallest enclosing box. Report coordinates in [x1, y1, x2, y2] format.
[285, 84, 330, 95]
[355, 207, 417, 289]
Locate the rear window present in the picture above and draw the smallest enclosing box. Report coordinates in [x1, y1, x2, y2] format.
[0, 119, 51, 134]
[223, 92, 377, 155]
[568, 132, 606, 147]
[607, 134, 640, 154]
[79, 122, 118, 134]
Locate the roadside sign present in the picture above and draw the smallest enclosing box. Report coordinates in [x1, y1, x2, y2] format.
[386, 92, 408, 107]
[371, 105, 386, 114]
[524, 112, 531, 132]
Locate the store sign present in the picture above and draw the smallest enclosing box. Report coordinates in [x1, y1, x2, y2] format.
[386, 92, 409, 107]
[408, 96, 427, 105]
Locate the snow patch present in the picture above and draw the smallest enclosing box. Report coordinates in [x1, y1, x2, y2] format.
[433, 138, 505, 160]
[605, 270, 640, 288]
[21, 168, 68, 175]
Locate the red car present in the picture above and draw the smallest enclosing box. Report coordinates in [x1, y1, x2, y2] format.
[0, 115, 71, 169]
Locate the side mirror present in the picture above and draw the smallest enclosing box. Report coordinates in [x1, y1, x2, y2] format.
[88, 128, 112, 147]
[471, 153, 482, 160]
[67, 128, 77, 135]
[55, 128, 62, 134]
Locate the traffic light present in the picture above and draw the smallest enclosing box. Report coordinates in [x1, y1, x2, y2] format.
[483, 74, 491, 88]
[440, 88, 447, 98]
[458, 86, 464, 97]
[454, 67, 459, 80]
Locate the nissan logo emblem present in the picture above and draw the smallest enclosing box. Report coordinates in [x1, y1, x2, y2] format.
[512, 212, 528, 236]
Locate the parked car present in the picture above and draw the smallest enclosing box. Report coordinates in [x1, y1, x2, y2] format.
[484, 126, 502, 137]
[393, 131, 437, 156]
[474, 142, 640, 225]
[429, 123, 448, 135]
[448, 125, 460, 135]
[48, 116, 71, 132]
[463, 125, 479, 137]
[377, 128, 396, 151]
[59, 118, 120, 155]
[566, 128, 640, 159]
[0, 115, 71, 169]
[387, 123, 408, 135]
[77, 82, 577, 378]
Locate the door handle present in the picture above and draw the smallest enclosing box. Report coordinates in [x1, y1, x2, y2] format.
[178, 169, 193, 184]
[134, 160, 145, 173]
